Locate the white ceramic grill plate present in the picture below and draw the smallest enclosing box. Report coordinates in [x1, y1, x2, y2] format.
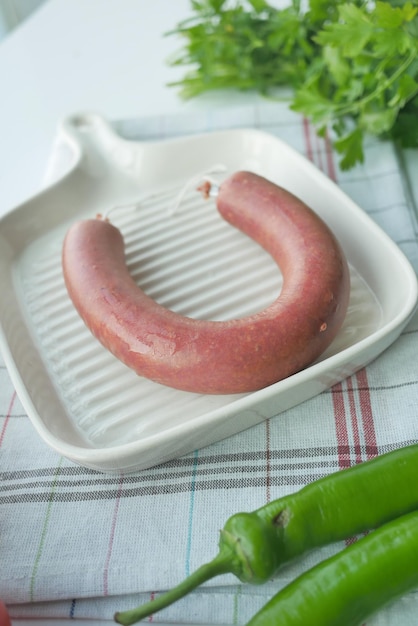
[0, 113, 417, 472]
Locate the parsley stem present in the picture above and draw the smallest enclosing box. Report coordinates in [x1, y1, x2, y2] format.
[334, 49, 418, 118]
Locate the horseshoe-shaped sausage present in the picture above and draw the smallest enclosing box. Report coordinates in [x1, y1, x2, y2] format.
[62, 171, 350, 394]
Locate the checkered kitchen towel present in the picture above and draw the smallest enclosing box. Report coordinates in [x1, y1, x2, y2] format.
[1, 102, 418, 624]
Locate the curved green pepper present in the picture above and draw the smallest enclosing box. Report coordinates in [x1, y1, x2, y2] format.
[114, 443, 418, 625]
[247, 510, 418, 625]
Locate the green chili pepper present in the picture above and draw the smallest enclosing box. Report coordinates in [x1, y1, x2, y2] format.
[247, 510, 418, 626]
[114, 444, 418, 625]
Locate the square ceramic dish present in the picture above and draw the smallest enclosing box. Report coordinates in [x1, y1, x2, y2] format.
[0, 113, 417, 473]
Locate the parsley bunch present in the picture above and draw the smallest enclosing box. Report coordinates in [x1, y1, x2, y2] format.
[167, 0, 418, 169]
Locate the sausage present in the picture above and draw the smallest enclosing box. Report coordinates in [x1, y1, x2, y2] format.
[62, 171, 350, 394]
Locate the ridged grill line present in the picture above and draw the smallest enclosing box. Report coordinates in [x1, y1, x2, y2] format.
[126, 229, 238, 284]
[28, 262, 63, 284]
[76, 374, 149, 414]
[123, 211, 229, 267]
[75, 379, 215, 440]
[157, 264, 279, 316]
[111, 183, 188, 224]
[25, 280, 65, 307]
[73, 361, 135, 394]
[61, 345, 123, 377]
[30, 252, 64, 271]
[127, 223, 243, 275]
[88, 377, 219, 421]
[184, 279, 280, 321]
[39, 321, 86, 352]
[135, 240, 277, 302]
[40, 306, 82, 333]
[122, 193, 214, 233]
[29, 284, 67, 317]
[59, 338, 109, 369]
[114, 189, 213, 240]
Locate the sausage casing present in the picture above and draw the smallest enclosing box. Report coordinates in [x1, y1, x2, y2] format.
[62, 172, 350, 394]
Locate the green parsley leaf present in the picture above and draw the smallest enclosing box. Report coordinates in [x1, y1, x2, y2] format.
[333, 127, 365, 170]
[314, 5, 374, 57]
[374, 2, 404, 28]
[322, 45, 351, 86]
[389, 74, 418, 107]
[360, 108, 398, 135]
[290, 79, 336, 125]
[167, 0, 418, 169]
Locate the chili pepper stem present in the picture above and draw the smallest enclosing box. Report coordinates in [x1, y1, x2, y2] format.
[114, 552, 232, 625]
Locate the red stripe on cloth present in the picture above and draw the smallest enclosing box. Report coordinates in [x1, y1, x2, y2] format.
[324, 129, 337, 182]
[323, 128, 357, 472]
[313, 130, 324, 172]
[332, 383, 351, 469]
[346, 377, 362, 465]
[103, 475, 124, 596]
[302, 118, 338, 182]
[303, 117, 314, 163]
[333, 377, 368, 549]
[356, 368, 378, 460]
[305, 118, 350, 471]
[0, 391, 16, 447]
[321, 125, 377, 466]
